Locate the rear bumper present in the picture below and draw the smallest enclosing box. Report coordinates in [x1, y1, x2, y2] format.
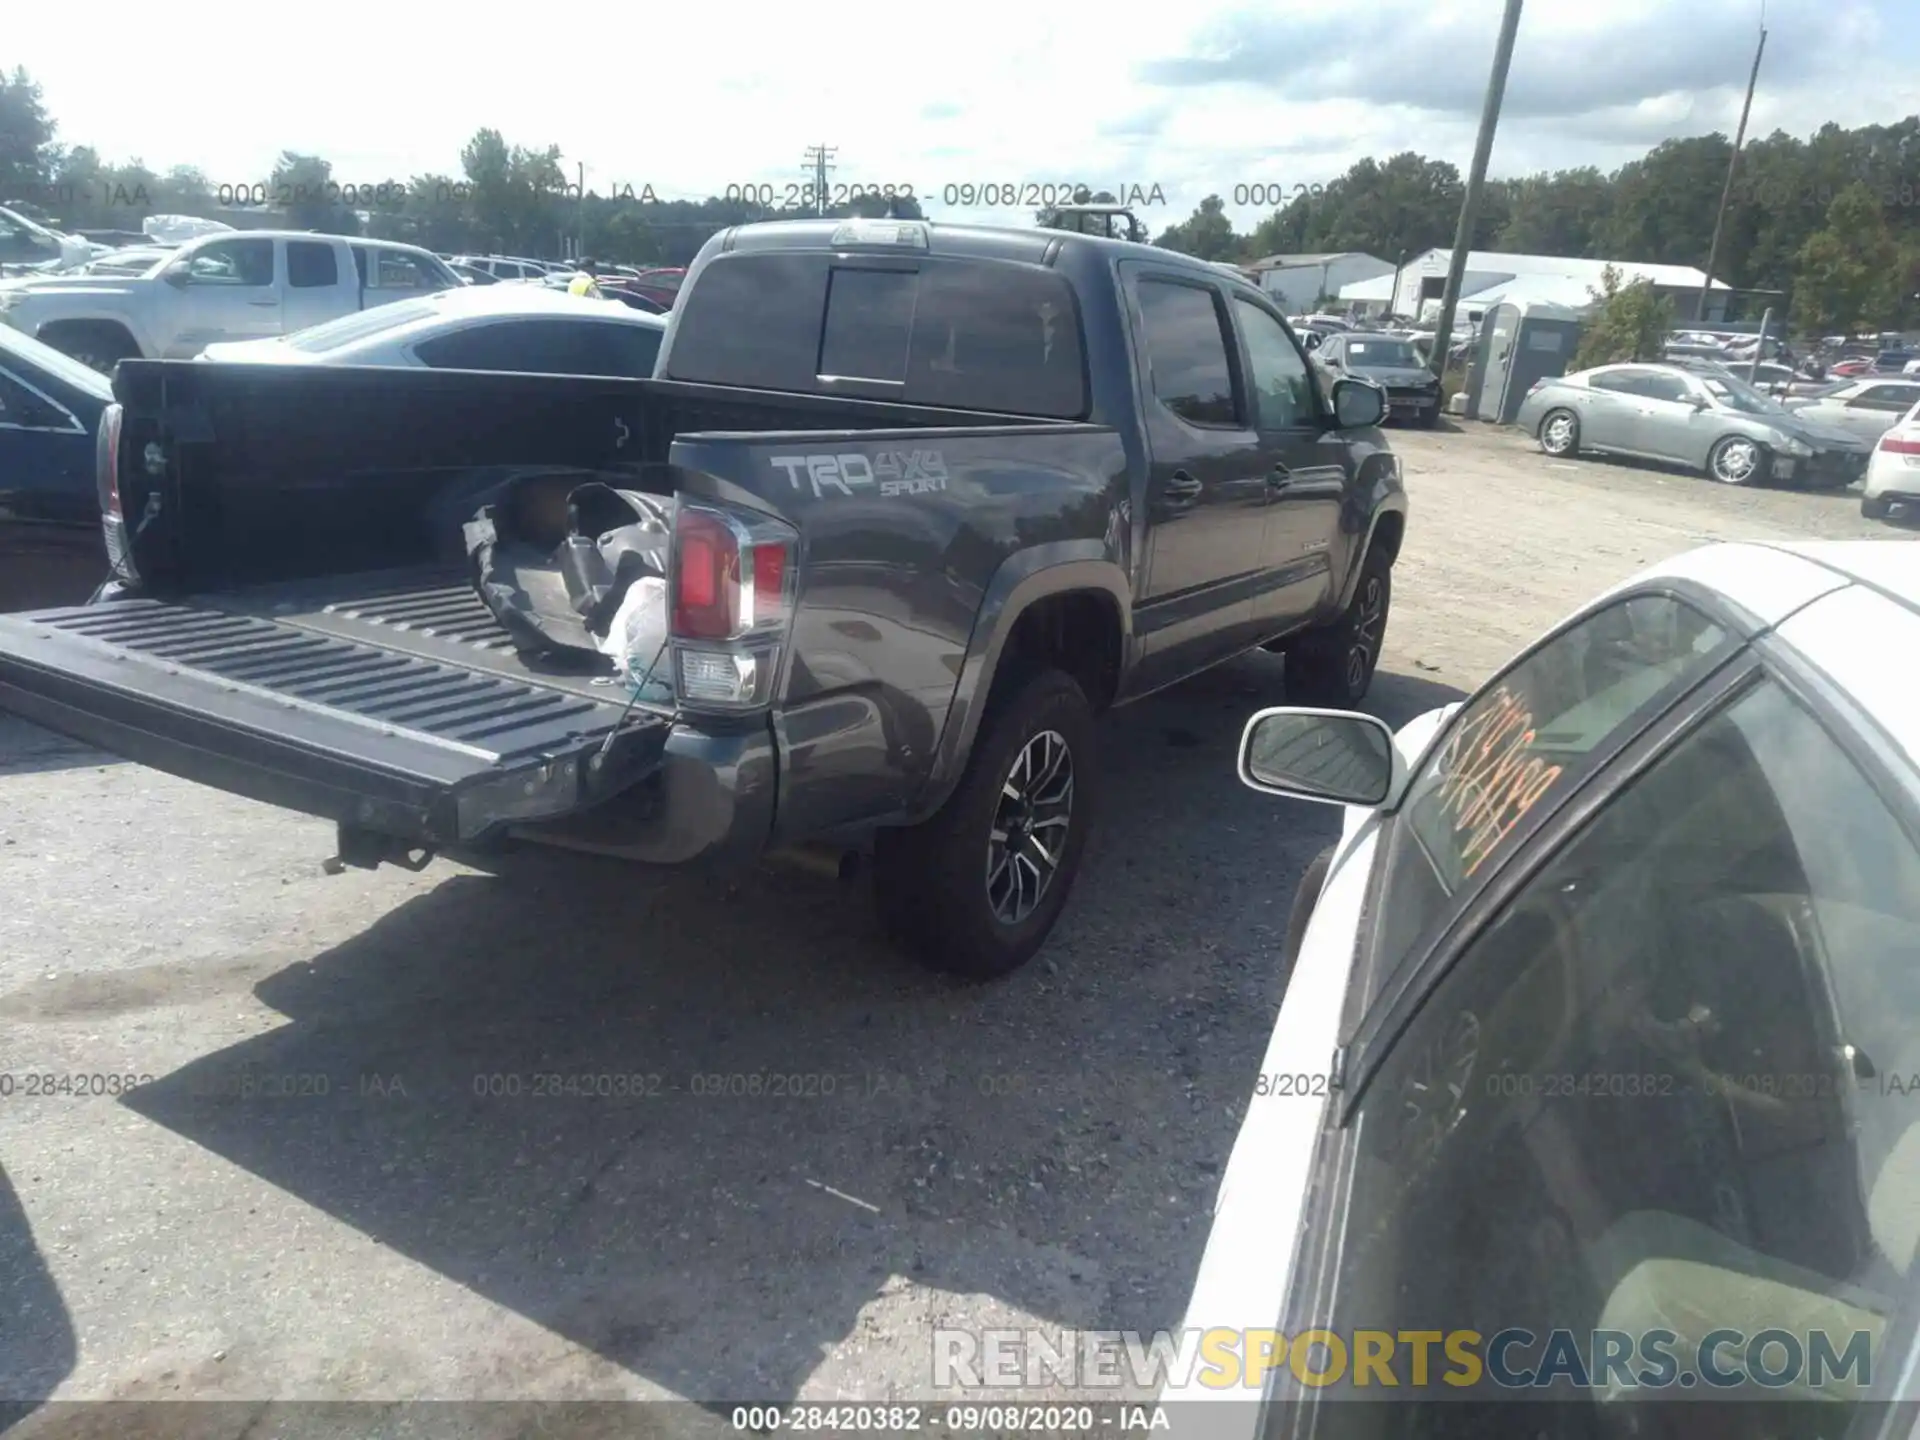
[505, 717, 778, 868]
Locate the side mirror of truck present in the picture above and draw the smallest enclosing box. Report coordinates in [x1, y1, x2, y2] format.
[162, 264, 191, 289]
[1331, 378, 1386, 429]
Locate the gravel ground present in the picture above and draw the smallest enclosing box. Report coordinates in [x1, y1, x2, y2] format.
[1, 423, 1913, 1434]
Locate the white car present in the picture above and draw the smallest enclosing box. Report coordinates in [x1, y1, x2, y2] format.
[1863, 396, 1920, 522]
[200, 283, 666, 377]
[0, 231, 461, 370]
[1172, 540, 1920, 1427]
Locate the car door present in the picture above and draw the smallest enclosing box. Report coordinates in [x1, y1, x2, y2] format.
[1570, 367, 1645, 449]
[1628, 369, 1715, 466]
[165, 236, 280, 355]
[1230, 294, 1351, 634]
[1175, 592, 1749, 1403]
[1123, 264, 1274, 690]
[280, 238, 345, 336]
[1262, 638, 1920, 1420]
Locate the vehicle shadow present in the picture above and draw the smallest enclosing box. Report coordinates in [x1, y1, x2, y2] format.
[0, 1161, 77, 1433]
[0, 718, 122, 780]
[112, 657, 1463, 1406]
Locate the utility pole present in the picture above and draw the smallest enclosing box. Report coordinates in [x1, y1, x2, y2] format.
[1428, 0, 1526, 380]
[1696, 23, 1768, 322]
[803, 145, 837, 217]
[576, 161, 586, 261]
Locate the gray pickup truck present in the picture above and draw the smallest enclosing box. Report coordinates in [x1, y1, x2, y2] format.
[0, 216, 1406, 978]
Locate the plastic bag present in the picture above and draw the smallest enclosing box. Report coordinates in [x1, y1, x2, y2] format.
[596, 576, 672, 700]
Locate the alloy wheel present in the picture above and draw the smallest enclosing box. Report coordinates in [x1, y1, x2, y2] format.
[1542, 414, 1575, 454]
[1346, 575, 1386, 693]
[1713, 439, 1758, 483]
[985, 729, 1074, 926]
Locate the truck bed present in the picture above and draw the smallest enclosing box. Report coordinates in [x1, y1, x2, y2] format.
[0, 568, 670, 848]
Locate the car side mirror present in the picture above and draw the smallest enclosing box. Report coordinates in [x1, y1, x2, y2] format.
[1688, 394, 1709, 411]
[1238, 708, 1401, 809]
[1331, 377, 1386, 429]
[162, 264, 191, 288]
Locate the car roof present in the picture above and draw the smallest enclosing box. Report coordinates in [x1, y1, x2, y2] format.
[337, 288, 668, 346]
[1632, 540, 1918, 620]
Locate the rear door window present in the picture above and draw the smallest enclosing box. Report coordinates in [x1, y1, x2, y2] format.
[286, 241, 339, 289]
[1134, 278, 1237, 427]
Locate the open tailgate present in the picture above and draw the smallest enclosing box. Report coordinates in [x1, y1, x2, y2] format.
[0, 588, 669, 846]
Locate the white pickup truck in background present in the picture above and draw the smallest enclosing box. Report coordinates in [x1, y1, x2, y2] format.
[0, 230, 462, 370]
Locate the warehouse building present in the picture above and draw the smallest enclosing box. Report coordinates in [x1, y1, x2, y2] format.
[1245, 252, 1396, 314]
[1339, 248, 1732, 321]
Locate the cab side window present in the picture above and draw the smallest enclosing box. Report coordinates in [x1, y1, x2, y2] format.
[184, 238, 274, 287]
[1135, 278, 1238, 428]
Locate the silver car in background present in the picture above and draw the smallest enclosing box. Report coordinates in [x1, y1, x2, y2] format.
[1780, 376, 1920, 445]
[1515, 361, 1874, 488]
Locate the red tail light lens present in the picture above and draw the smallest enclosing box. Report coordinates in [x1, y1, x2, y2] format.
[672, 509, 739, 639]
[1881, 434, 1920, 456]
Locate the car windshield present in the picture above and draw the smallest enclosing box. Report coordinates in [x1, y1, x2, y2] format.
[1698, 373, 1787, 415]
[282, 297, 444, 353]
[1345, 340, 1422, 368]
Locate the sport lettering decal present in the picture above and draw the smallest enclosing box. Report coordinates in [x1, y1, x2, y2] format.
[1430, 685, 1564, 877]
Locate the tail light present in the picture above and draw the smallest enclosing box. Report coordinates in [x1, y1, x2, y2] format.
[96, 402, 124, 521]
[95, 401, 144, 586]
[1879, 433, 1920, 456]
[667, 498, 799, 711]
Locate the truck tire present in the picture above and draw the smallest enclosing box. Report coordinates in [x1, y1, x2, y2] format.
[39, 322, 140, 374]
[872, 669, 1097, 979]
[1284, 548, 1392, 708]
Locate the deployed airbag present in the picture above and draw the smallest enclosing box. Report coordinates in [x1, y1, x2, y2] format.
[463, 471, 672, 697]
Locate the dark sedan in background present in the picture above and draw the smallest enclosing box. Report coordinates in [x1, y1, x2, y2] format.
[0, 325, 111, 610]
[1311, 332, 1442, 425]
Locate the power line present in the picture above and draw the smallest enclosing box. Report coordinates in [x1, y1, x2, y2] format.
[802, 145, 837, 217]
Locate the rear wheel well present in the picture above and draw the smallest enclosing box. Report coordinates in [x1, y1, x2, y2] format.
[1368, 510, 1406, 568]
[989, 590, 1122, 716]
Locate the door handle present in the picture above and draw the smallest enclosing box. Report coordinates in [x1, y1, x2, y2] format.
[247, 299, 279, 307]
[1165, 472, 1203, 502]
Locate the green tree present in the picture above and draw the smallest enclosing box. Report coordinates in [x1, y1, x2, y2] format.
[1791, 181, 1904, 334]
[0, 65, 57, 199]
[1572, 265, 1674, 368]
[1154, 194, 1241, 260]
[1600, 134, 1732, 269]
[1495, 167, 1611, 255]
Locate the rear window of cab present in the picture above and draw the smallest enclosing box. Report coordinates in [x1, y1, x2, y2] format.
[663, 252, 1087, 419]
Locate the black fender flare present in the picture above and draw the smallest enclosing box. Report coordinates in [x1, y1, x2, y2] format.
[1333, 488, 1409, 615]
[910, 542, 1132, 821]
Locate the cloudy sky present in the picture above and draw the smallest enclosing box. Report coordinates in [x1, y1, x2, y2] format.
[9, 0, 1919, 231]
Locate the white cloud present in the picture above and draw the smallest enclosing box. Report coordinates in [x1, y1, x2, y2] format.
[8, 0, 1917, 235]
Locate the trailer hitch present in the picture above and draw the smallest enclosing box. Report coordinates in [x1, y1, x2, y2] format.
[322, 824, 437, 875]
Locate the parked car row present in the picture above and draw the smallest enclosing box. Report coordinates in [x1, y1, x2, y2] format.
[0, 230, 464, 370]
